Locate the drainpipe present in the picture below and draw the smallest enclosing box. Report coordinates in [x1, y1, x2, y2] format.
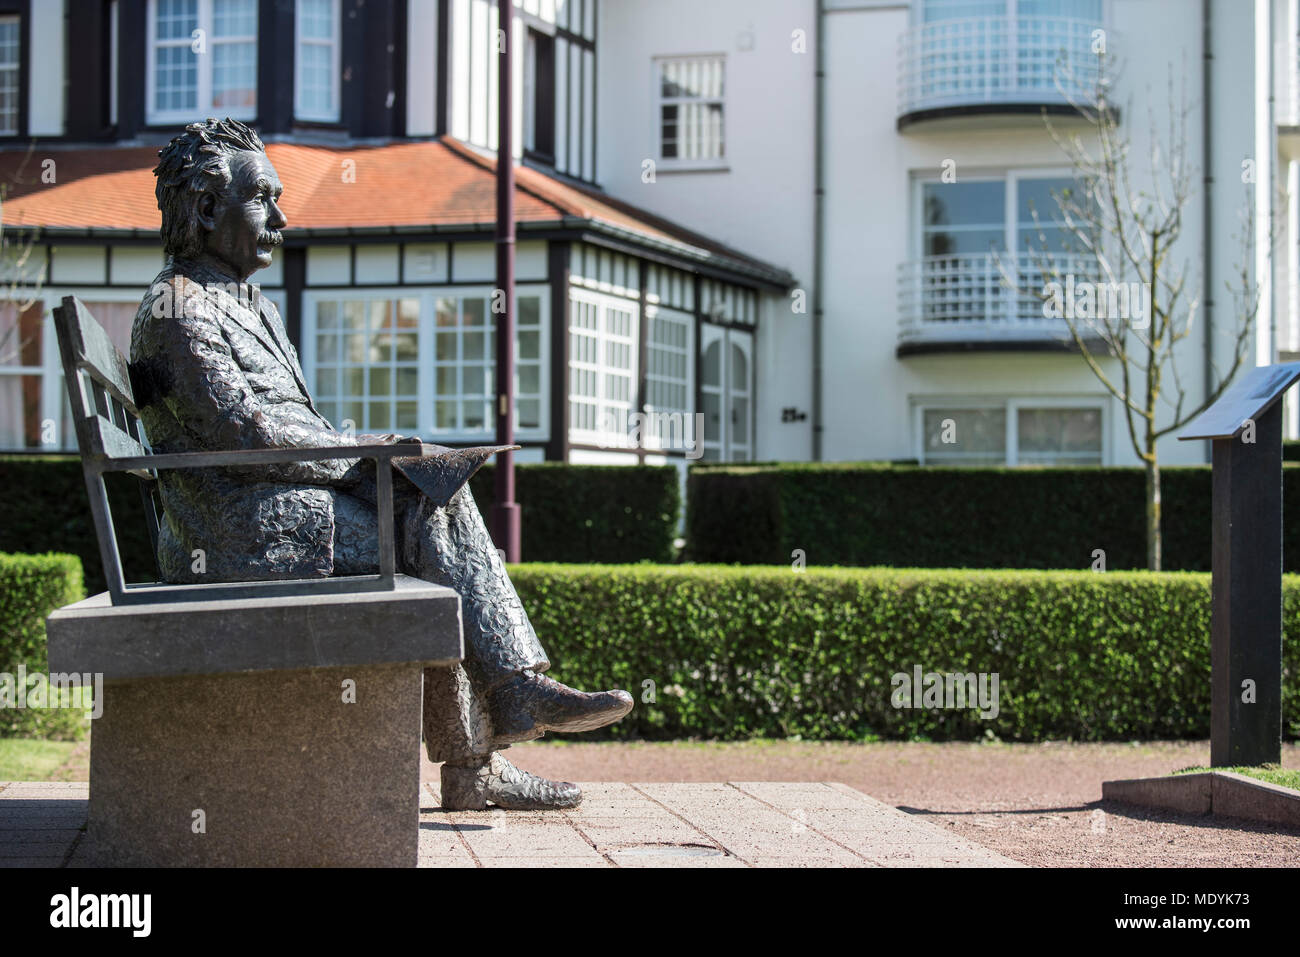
[812, 0, 826, 460]
[1202, 0, 1214, 462]
[1267, 0, 1278, 368]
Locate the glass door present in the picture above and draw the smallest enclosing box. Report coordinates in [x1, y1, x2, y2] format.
[699, 324, 753, 462]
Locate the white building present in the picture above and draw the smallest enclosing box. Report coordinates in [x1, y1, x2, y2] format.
[0, 0, 1294, 471]
[599, 0, 1294, 466]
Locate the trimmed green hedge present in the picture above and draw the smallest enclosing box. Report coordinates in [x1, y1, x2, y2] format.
[470, 463, 678, 564]
[0, 456, 679, 593]
[686, 464, 1300, 571]
[0, 552, 86, 740]
[511, 563, 1300, 742]
[0, 457, 154, 597]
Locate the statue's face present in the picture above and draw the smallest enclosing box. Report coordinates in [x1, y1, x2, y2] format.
[198, 150, 286, 281]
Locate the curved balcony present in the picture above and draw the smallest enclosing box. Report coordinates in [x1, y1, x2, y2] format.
[897, 252, 1101, 355]
[897, 15, 1111, 131]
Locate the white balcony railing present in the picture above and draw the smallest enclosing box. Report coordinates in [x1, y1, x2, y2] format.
[898, 252, 1101, 346]
[898, 15, 1109, 117]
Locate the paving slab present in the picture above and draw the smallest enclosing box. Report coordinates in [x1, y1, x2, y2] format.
[0, 780, 1018, 868]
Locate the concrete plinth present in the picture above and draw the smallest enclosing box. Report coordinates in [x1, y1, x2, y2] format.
[44, 574, 462, 868]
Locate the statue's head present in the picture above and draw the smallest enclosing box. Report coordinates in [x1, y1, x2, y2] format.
[154, 117, 286, 282]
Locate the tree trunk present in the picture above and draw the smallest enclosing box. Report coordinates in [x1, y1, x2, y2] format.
[1145, 457, 1162, 571]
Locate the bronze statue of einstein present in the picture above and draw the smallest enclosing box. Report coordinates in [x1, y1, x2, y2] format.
[129, 117, 632, 810]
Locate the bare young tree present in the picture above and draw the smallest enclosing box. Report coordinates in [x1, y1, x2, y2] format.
[1004, 55, 1263, 571]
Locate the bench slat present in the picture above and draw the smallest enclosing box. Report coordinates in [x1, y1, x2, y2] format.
[90, 412, 151, 469]
[56, 296, 139, 417]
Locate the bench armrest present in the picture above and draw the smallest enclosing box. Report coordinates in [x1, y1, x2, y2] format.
[98, 439, 432, 473]
[93, 440, 435, 584]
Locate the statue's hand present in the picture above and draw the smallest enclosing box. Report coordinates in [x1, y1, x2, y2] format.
[357, 432, 421, 447]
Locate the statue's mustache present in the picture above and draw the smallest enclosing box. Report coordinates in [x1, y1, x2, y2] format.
[258, 230, 283, 247]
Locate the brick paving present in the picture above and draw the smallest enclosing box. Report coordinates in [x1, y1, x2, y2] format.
[0, 779, 1017, 868]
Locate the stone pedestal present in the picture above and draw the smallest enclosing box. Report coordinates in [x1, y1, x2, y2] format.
[45, 574, 462, 867]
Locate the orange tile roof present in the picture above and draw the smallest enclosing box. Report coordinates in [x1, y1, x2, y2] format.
[0, 137, 790, 285]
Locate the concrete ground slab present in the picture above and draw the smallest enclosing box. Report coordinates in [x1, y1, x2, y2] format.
[1, 779, 1018, 868]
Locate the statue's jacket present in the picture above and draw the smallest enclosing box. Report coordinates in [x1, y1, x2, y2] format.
[130, 258, 377, 583]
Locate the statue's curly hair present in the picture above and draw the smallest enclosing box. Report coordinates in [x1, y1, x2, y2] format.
[154, 118, 266, 259]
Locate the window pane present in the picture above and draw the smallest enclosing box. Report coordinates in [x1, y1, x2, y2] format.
[0, 18, 19, 134]
[296, 0, 337, 120]
[300, 0, 335, 39]
[517, 398, 540, 430]
[1017, 407, 1102, 464]
[923, 408, 1007, 465]
[155, 44, 198, 113]
[924, 181, 1005, 228]
[213, 41, 257, 109]
[213, 0, 257, 37]
[462, 401, 486, 430]
[156, 0, 198, 40]
[923, 181, 1007, 256]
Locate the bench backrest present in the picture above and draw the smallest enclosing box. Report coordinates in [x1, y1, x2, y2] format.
[52, 295, 163, 602]
[51, 294, 401, 606]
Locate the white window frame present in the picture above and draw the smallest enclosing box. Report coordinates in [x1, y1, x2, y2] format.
[652, 54, 727, 171]
[146, 0, 259, 127]
[300, 285, 550, 443]
[568, 286, 640, 449]
[912, 166, 1077, 261]
[641, 303, 696, 453]
[913, 395, 1109, 466]
[295, 0, 342, 123]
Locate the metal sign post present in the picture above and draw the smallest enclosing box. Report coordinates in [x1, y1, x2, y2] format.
[1180, 362, 1300, 766]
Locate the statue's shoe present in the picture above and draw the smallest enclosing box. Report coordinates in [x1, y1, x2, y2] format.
[489, 671, 634, 745]
[440, 753, 582, 810]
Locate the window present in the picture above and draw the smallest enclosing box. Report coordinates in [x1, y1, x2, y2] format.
[914, 170, 1088, 325]
[569, 288, 638, 443]
[656, 56, 725, 165]
[0, 302, 44, 449]
[919, 401, 1103, 466]
[296, 0, 340, 123]
[305, 288, 547, 441]
[433, 292, 544, 435]
[148, 0, 258, 125]
[1, 297, 140, 453]
[313, 297, 421, 435]
[699, 326, 752, 462]
[0, 16, 19, 136]
[523, 29, 555, 160]
[642, 306, 694, 450]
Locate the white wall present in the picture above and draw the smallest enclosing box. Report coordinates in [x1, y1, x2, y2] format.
[596, 0, 1275, 467]
[597, 0, 816, 462]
